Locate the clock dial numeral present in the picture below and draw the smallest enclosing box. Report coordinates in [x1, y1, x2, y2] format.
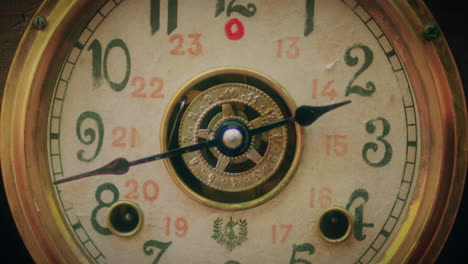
[169, 34, 203, 56]
[131, 77, 165, 99]
[290, 243, 315, 264]
[304, 0, 315, 36]
[88, 39, 131, 92]
[272, 224, 293, 244]
[326, 135, 348, 156]
[215, 0, 257, 17]
[76, 111, 104, 162]
[151, 0, 178, 35]
[309, 187, 333, 209]
[312, 79, 338, 100]
[276, 37, 301, 59]
[112, 126, 138, 148]
[91, 183, 120, 235]
[124, 179, 160, 201]
[344, 44, 376, 97]
[143, 240, 173, 264]
[165, 217, 189, 238]
[345, 189, 375, 241]
[362, 118, 393, 167]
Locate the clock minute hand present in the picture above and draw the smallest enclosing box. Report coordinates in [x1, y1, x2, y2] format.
[53, 100, 351, 185]
[53, 140, 218, 185]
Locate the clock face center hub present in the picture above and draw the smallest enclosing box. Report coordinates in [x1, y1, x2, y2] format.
[222, 128, 243, 149]
[215, 120, 251, 157]
[171, 76, 296, 194]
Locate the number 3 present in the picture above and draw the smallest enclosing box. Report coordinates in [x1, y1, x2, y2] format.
[362, 117, 392, 167]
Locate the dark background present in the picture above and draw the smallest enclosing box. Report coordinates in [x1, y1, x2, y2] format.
[0, 1, 466, 263]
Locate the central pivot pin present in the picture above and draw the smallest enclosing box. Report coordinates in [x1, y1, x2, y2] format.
[223, 128, 243, 149]
[215, 120, 251, 157]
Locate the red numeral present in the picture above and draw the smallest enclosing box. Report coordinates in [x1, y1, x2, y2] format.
[312, 79, 338, 100]
[142, 180, 159, 201]
[149, 77, 164, 98]
[124, 179, 159, 201]
[310, 187, 333, 208]
[124, 179, 139, 200]
[272, 224, 292, 244]
[131, 76, 146, 98]
[170, 34, 202, 56]
[276, 37, 300, 59]
[326, 135, 348, 156]
[170, 34, 185, 55]
[225, 18, 245, 40]
[165, 217, 188, 238]
[188, 34, 202, 56]
[131, 76, 164, 99]
[112, 127, 137, 148]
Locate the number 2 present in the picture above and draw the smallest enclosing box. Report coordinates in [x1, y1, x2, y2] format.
[344, 44, 376, 96]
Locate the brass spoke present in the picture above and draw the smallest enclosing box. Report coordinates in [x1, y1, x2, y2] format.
[196, 129, 213, 140]
[245, 149, 263, 164]
[222, 103, 235, 118]
[215, 154, 230, 171]
[249, 117, 264, 128]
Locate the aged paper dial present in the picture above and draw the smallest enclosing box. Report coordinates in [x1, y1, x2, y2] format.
[1, 0, 466, 263]
[49, 1, 417, 262]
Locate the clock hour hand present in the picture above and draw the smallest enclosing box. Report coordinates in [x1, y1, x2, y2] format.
[250, 100, 352, 135]
[53, 100, 351, 185]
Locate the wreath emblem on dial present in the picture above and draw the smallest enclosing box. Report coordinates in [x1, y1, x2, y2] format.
[212, 217, 248, 251]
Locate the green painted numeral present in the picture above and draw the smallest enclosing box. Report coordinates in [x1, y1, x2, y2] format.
[344, 44, 376, 96]
[290, 243, 315, 264]
[76, 111, 104, 162]
[150, 0, 161, 34]
[151, 0, 178, 35]
[104, 39, 131, 92]
[362, 117, 392, 167]
[91, 183, 119, 235]
[88, 40, 103, 89]
[143, 240, 172, 264]
[304, 0, 315, 37]
[87, 39, 131, 92]
[215, 0, 257, 17]
[345, 189, 374, 241]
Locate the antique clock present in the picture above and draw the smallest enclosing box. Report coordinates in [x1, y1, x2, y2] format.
[1, 0, 466, 263]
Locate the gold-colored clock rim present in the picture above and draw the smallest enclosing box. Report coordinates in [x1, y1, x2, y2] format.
[0, 0, 465, 263]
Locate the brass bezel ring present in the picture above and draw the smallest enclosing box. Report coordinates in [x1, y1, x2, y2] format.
[0, 0, 465, 263]
[317, 206, 354, 243]
[161, 67, 304, 210]
[106, 200, 144, 238]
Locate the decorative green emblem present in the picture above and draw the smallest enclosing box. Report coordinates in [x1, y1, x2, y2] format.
[211, 217, 248, 251]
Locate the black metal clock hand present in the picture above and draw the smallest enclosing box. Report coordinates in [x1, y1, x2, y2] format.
[53, 100, 351, 184]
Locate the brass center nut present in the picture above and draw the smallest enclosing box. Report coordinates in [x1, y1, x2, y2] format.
[179, 83, 288, 192]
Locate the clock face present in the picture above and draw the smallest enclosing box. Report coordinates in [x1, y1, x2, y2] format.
[47, 0, 418, 262]
[1, 0, 466, 263]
